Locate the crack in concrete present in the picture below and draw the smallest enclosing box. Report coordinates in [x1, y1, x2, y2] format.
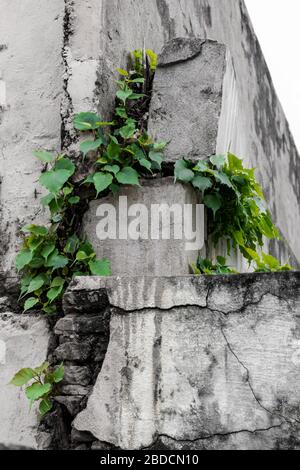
[108, 289, 291, 316]
[147, 423, 284, 447]
[220, 323, 300, 426]
[209, 290, 292, 318]
[61, 0, 75, 150]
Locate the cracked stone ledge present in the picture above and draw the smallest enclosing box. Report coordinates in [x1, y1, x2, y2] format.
[158, 37, 211, 67]
[63, 271, 300, 314]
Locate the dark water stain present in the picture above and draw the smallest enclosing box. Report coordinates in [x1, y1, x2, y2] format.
[202, 3, 212, 27]
[155, 0, 176, 41]
[153, 312, 163, 406]
[239, 0, 300, 205]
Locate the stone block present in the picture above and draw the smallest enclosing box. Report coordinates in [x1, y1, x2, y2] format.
[0, 313, 50, 449]
[54, 340, 92, 363]
[54, 315, 107, 336]
[55, 396, 83, 417]
[148, 38, 237, 162]
[83, 177, 203, 276]
[63, 366, 92, 386]
[71, 428, 95, 444]
[62, 288, 109, 315]
[60, 385, 91, 396]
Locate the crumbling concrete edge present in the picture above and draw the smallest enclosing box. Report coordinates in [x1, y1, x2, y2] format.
[64, 271, 300, 313]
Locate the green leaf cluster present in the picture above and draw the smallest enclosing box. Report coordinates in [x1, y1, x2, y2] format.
[175, 153, 290, 271]
[74, 50, 165, 197]
[245, 250, 292, 273]
[17, 51, 163, 313]
[130, 48, 158, 74]
[10, 362, 64, 416]
[17, 152, 111, 313]
[192, 256, 237, 275]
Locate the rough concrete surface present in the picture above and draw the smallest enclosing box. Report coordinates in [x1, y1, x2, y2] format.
[83, 177, 203, 276]
[73, 272, 300, 450]
[0, 313, 50, 449]
[0, 0, 64, 272]
[92, 0, 300, 265]
[148, 38, 228, 161]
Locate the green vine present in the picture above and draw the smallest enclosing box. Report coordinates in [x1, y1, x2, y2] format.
[16, 49, 166, 314]
[16, 48, 291, 315]
[192, 256, 238, 275]
[175, 154, 292, 273]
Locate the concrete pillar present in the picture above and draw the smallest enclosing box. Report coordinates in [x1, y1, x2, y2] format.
[83, 177, 203, 276]
[148, 38, 239, 162]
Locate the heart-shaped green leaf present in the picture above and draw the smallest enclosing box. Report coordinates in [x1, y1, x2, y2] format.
[16, 249, 33, 271]
[68, 196, 80, 205]
[24, 297, 39, 312]
[39, 399, 53, 416]
[103, 165, 120, 176]
[192, 175, 212, 193]
[210, 154, 227, 169]
[39, 169, 71, 194]
[174, 160, 194, 183]
[21, 225, 48, 236]
[10, 368, 37, 386]
[93, 172, 113, 196]
[203, 193, 222, 217]
[116, 89, 133, 104]
[25, 382, 52, 401]
[41, 243, 56, 260]
[52, 363, 64, 383]
[33, 151, 55, 163]
[73, 112, 102, 131]
[116, 167, 140, 186]
[45, 250, 68, 269]
[89, 259, 112, 277]
[54, 158, 75, 175]
[27, 275, 47, 294]
[80, 138, 103, 156]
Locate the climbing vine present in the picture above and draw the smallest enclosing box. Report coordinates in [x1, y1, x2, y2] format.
[16, 49, 166, 314]
[16, 48, 291, 315]
[175, 154, 292, 273]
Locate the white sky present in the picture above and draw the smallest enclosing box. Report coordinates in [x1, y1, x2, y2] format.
[246, 0, 300, 152]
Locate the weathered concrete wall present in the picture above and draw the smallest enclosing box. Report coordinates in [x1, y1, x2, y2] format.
[0, 0, 64, 273]
[0, 312, 50, 449]
[66, 272, 300, 450]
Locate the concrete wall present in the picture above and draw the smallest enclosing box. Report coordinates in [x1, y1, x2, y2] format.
[0, 0, 299, 274]
[60, 272, 300, 450]
[1, 0, 300, 450]
[0, 0, 64, 273]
